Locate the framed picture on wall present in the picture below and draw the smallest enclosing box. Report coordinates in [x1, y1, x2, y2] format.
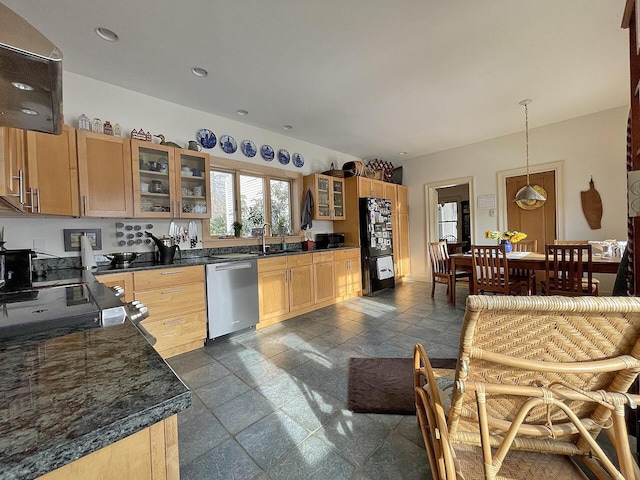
[63, 228, 102, 252]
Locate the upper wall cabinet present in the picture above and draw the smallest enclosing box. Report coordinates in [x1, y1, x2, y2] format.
[0, 127, 29, 211]
[131, 141, 210, 219]
[303, 173, 345, 220]
[77, 131, 134, 217]
[26, 125, 79, 216]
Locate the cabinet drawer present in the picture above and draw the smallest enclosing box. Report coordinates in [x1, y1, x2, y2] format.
[133, 265, 204, 290]
[134, 282, 205, 317]
[287, 253, 312, 268]
[141, 310, 206, 353]
[334, 248, 360, 261]
[313, 251, 334, 263]
[258, 256, 288, 273]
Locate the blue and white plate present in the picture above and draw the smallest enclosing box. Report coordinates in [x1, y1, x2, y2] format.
[261, 144, 274, 161]
[241, 140, 257, 158]
[278, 149, 290, 165]
[196, 129, 216, 149]
[220, 135, 237, 154]
[292, 153, 304, 168]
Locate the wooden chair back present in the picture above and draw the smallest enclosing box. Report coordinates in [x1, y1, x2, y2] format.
[512, 239, 537, 252]
[471, 245, 513, 295]
[554, 239, 589, 245]
[428, 241, 451, 280]
[545, 244, 595, 296]
[414, 295, 640, 479]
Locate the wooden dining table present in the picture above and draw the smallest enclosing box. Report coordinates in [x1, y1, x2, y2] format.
[450, 251, 621, 298]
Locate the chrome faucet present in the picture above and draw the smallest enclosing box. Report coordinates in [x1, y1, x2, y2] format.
[261, 223, 271, 253]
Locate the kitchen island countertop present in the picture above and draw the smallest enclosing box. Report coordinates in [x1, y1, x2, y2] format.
[0, 319, 190, 479]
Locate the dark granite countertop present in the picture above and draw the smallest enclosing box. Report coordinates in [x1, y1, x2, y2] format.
[92, 246, 361, 274]
[0, 319, 190, 479]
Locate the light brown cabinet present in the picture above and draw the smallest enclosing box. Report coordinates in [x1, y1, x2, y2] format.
[397, 212, 410, 279]
[334, 248, 362, 299]
[132, 141, 211, 219]
[25, 125, 79, 216]
[313, 251, 335, 304]
[77, 131, 133, 217]
[303, 174, 345, 220]
[97, 271, 134, 302]
[257, 254, 315, 327]
[0, 127, 29, 211]
[133, 266, 206, 358]
[39, 415, 179, 480]
[258, 248, 361, 328]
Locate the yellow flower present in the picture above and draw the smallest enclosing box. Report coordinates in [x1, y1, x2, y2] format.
[485, 230, 527, 243]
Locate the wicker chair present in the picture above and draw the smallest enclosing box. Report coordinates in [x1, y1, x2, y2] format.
[414, 295, 640, 479]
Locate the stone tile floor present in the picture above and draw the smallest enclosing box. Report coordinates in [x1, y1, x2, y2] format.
[168, 282, 460, 479]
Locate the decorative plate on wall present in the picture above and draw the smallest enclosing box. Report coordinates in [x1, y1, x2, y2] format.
[278, 149, 290, 165]
[292, 153, 304, 168]
[220, 135, 237, 154]
[241, 140, 257, 158]
[196, 129, 216, 149]
[261, 145, 274, 161]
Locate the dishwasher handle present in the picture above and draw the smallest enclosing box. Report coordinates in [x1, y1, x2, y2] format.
[212, 262, 254, 271]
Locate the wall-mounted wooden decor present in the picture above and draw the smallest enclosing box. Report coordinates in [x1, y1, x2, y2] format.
[581, 177, 602, 230]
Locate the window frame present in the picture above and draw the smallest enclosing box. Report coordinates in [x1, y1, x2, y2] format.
[202, 155, 303, 248]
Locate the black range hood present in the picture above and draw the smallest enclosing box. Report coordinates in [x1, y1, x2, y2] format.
[0, 3, 63, 135]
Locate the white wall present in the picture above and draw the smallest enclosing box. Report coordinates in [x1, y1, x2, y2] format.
[402, 106, 629, 289]
[0, 72, 360, 256]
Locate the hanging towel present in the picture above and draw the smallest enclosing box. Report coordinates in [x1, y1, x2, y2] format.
[376, 255, 394, 280]
[301, 188, 314, 230]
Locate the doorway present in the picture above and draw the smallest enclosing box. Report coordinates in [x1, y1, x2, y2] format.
[425, 176, 475, 276]
[505, 171, 556, 252]
[497, 160, 565, 247]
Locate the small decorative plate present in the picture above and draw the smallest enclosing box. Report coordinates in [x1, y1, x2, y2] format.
[261, 145, 274, 161]
[241, 140, 257, 158]
[220, 135, 237, 154]
[196, 129, 216, 149]
[292, 153, 304, 168]
[278, 149, 290, 165]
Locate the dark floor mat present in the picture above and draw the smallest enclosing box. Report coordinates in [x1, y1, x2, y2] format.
[347, 357, 457, 414]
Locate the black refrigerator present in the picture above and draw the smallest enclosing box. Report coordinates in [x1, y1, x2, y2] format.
[359, 197, 395, 295]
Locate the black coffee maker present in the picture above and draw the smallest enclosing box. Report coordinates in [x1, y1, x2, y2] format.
[0, 249, 35, 290]
[145, 232, 180, 265]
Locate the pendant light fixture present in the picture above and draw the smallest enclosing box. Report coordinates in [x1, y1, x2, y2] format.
[514, 99, 546, 203]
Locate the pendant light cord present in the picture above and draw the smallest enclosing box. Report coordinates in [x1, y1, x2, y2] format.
[524, 102, 530, 184]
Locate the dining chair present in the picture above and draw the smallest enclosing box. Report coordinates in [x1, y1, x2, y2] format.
[428, 241, 470, 306]
[470, 245, 520, 295]
[553, 239, 589, 244]
[414, 295, 640, 480]
[510, 239, 538, 295]
[542, 244, 599, 296]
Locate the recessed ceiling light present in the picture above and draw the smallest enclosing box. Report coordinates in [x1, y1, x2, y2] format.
[21, 108, 38, 116]
[191, 67, 208, 77]
[399, 151, 407, 156]
[236, 109, 248, 116]
[282, 125, 292, 130]
[12, 82, 34, 91]
[95, 27, 118, 42]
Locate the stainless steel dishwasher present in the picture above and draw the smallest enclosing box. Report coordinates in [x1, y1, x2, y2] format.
[206, 260, 258, 339]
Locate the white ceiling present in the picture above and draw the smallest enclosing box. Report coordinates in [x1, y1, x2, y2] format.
[2, 0, 630, 161]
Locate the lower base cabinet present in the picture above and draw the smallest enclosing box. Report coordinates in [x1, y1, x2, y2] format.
[133, 266, 206, 359]
[257, 248, 361, 328]
[334, 249, 362, 299]
[38, 415, 179, 480]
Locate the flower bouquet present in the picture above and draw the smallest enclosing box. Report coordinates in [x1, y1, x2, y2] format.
[485, 230, 527, 243]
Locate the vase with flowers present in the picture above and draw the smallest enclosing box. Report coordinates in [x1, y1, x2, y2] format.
[485, 230, 527, 253]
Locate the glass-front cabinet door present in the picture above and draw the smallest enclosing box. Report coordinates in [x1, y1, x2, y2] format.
[175, 150, 210, 218]
[316, 175, 331, 219]
[332, 178, 345, 220]
[132, 141, 174, 218]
